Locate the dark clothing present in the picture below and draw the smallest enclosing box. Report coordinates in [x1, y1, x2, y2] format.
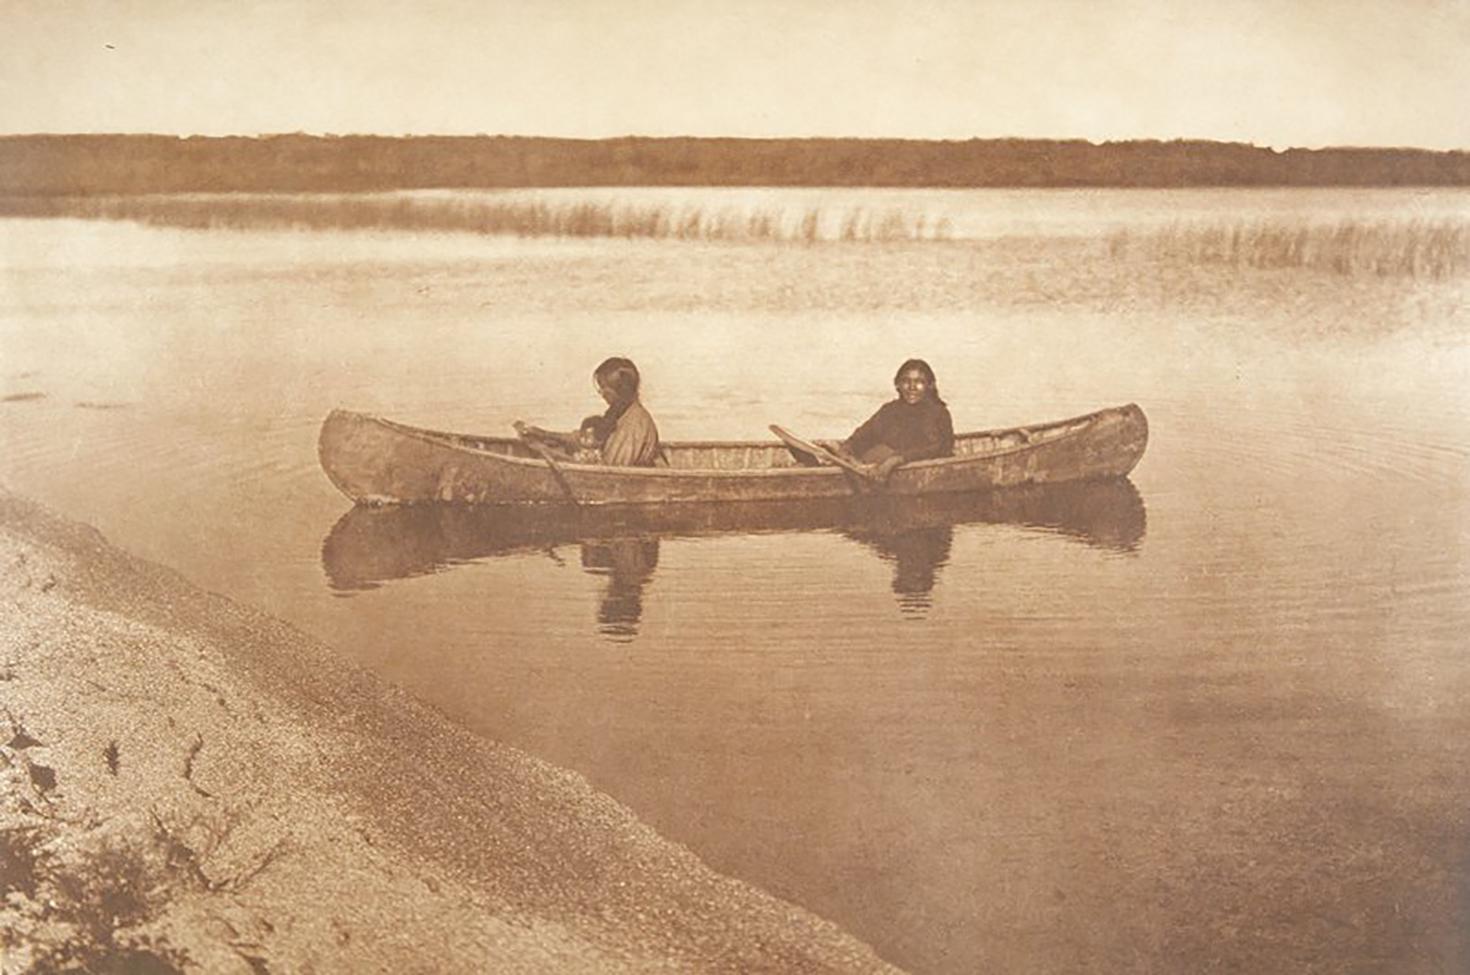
[845, 398, 954, 464]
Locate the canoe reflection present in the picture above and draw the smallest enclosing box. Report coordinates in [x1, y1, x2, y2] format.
[322, 478, 1145, 634]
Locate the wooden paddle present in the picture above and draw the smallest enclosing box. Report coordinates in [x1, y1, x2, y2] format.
[768, 425, 881, 483]
[515, 427, 580, 504]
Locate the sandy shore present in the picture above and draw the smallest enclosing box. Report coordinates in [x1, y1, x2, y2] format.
[0, 488, 902, 974]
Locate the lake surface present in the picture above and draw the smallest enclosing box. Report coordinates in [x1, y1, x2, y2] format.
[3, 188, 1469, 974]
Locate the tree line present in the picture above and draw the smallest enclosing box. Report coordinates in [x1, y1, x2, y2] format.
[2, 134, 1468, 194]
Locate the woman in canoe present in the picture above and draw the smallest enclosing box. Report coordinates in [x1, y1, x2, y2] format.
[838, 358, 954, 480]
[516, 357, 662, 467]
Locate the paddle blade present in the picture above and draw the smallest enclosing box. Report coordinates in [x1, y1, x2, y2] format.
[769, 425, 879, 482]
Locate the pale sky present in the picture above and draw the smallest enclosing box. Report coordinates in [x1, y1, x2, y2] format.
[3, 0, 1468, 149]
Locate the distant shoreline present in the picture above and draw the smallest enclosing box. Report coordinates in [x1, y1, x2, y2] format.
[2, 134, 1469, 195]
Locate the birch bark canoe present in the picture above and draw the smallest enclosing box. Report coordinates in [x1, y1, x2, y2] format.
[318, 403, 1148, 507]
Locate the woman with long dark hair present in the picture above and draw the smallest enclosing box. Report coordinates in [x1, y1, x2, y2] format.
[839, 358, 954, 480]
[515, 357, 662, 467]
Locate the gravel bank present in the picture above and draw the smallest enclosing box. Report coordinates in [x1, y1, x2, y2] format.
[0, 488, 902, 974]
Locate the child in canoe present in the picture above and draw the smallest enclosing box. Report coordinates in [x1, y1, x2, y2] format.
[515, 414, 609, 463]
[837, 358, 955, 480]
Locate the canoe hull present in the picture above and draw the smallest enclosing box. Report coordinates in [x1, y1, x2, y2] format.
[318, 404, 1148, 506]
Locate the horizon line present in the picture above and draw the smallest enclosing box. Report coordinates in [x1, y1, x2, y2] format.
[2, 132, 1467, 155]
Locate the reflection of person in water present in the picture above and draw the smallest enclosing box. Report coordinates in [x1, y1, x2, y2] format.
[844, 524, 954, 614]
[580, 537, 660, 638]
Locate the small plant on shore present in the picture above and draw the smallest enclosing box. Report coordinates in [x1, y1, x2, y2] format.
[0, 822, 192, 974]
[1, 825, 44, 898]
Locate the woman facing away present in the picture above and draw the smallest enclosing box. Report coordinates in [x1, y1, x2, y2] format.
[515, 357, 663, 467]
[837, 358, 955, 480]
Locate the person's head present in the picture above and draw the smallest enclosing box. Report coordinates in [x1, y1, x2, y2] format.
[594, 357, 641, 408]
[577, 414, 609, 448]
[894, 358, 942, 406]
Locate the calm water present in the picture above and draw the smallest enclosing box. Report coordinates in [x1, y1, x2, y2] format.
[3, 188, 1469, 974]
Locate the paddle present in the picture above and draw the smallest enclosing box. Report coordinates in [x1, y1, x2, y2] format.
[768, 425, 882, 483]
[514, 425, 580, 505]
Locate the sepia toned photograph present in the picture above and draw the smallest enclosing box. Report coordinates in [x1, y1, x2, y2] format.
[2, 1, 1467, 972]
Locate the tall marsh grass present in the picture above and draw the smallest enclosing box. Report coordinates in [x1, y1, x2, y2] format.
[1109, 219, 1470, 280]
[0, 193, 954, 244]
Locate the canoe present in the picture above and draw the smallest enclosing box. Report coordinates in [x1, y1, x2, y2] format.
[321, 479, 1147, 591]
[318, 403, 1147, 506]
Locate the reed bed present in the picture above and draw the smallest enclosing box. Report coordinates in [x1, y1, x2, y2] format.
[0, 193, 953, 244]
[1109, 218, 1470, 280]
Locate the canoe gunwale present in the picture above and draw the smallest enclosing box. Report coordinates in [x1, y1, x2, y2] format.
[349, 403, 1144, 479]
